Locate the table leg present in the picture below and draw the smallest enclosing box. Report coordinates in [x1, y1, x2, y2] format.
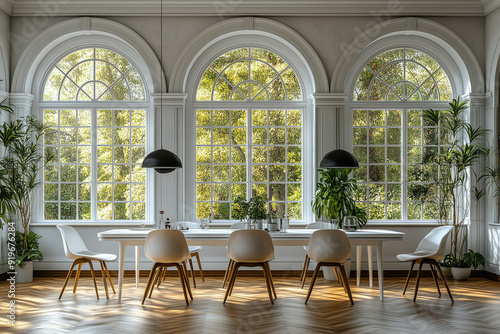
[375, 241, 383, 300]
[118, 241, 126, 302]
[135, 246, 140, 288]
[356, 245, 362, 286]
[368, 245, 373, 288]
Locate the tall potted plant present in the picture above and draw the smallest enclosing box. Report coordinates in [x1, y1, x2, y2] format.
[311, 168, 367, 229]
[0, 112, 53, 282]
[409, 98, 489, 279]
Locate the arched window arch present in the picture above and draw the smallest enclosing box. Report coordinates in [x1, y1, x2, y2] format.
[42, 48, 149, 222]
[194, 47, 304, 220]
[350, 47, 452, 222]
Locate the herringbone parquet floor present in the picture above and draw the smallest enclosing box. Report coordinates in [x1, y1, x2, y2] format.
[1, 272, 499, 334]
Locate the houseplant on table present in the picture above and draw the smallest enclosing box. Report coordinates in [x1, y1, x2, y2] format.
[0, 112, 53, 282]
[311, 168, 367, 229]
[232, 194, 267, 229]
[409, 98, 489, 279]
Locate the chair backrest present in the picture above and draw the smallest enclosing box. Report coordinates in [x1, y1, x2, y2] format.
[415, 225, 454, 261]
[305, 222, 333, 229]
[172, 221, 201, 230]
[57, 225, 89, 259]
[144, 229, 191, 263]
[227, 229, 274, 263]
[307, 229, 351, 263]
[230, 222, 246, 230]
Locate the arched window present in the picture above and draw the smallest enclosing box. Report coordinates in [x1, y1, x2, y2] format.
[351, 48, 452, 221]
[42, 48, 148, 221]
[195, 47, 303, 220]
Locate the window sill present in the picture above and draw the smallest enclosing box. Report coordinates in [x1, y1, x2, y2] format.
[30, 222, 155, 227]
[489, 223, 500, 227]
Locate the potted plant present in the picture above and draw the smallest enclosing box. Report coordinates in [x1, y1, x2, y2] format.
[311, 168, 367, 229]
[0, 112, 53, 282]
[451, 249, 485, 281]
[410, 98, 489, 273]
[248, 195, 267, 229]
[232, 195, 250, 222]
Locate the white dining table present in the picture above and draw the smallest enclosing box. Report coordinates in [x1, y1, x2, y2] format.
[98, 228, 405, 302]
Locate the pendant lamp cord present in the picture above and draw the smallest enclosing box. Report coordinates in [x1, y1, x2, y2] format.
[159, 0, 163, 149]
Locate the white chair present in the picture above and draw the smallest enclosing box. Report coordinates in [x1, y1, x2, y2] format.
[304, 229, 354, 305]
[223, 230, 276, 304]
[396, 225, 454, 303]
[57, 225, 117, 300]
[300, 222, 373, 288]
[221, 221, 246, 287]
[142, 229, 193, 305]
[170, 221, 205, 287]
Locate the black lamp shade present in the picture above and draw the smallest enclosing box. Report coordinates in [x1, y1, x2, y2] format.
[142, 148, 182, 172]
[319, 149, 359, 169]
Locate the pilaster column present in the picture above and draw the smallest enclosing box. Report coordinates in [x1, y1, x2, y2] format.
[311, 93, 348, 171]
[150, 93, 187, 221]
[9, 93, 33, 118]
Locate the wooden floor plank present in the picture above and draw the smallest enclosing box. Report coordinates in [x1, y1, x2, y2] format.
[1, 274, 500, 333]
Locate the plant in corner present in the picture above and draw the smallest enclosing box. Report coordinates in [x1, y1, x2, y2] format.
[409, 98, 489, 279]
[311, 168, 367, 229]
[0, 111, 53, 274]
[450, 249, 485, 281]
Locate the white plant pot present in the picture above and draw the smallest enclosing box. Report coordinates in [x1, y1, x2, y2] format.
[323, 260, 351, 280]
[16, 261, 34, 283]
[439, 266, 453, 280]
[451, 267, 471, 281]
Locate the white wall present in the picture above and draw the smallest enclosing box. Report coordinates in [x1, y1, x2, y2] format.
[2, 13, 490, 272]
[483, 7, 500, 275]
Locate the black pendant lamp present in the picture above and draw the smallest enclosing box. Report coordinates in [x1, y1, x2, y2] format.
[319, 109, 359, 169]
[319, 149, 359, 168]
[141, 0, 182, 174]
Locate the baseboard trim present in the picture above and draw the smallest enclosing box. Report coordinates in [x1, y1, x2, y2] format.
[0, 269, 496, 280]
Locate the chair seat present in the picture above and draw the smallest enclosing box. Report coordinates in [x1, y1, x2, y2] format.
[396, 251, 438, 262]
[72, 250, 117, 262]
[189, 246, 202, 253]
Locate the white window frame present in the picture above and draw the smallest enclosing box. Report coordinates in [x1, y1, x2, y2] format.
[184, 38, 315, 224]
[345, 40, 465, 224]
[32, 40, 155, 224]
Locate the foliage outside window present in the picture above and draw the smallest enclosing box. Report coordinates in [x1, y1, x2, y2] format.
[352, 48, 452, 221]
[195, 47, 303, 220]
[42, 48, 147, 221]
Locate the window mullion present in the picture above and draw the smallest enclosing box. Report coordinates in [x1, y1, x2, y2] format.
[91, 107, 98, 221]
[247, 108, 252, 200]
[401, 108, 408, 220]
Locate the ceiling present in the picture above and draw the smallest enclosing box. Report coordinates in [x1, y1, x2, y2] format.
[0, 0, 499, 17]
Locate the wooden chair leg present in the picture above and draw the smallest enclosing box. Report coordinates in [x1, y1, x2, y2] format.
[188, 258, 197, 288]
[335, 267, 348, 294]
[87, 260, 99, 300]
[429, 262, 441, 296]
[162, 266, 168, 282]
[194, 252, 205, 281]
[413, 261, 424, 302]
[99, 260, 110, 300]
[59, 259, 79, 299]
[305, 264, 322, 304]
[338, 264, 354, 305]
[301, 256, 311, 289]
[103, 262, 116, 294]
[261, 263, 274, 305]
[264, 261, 277, 299]
[402, 260, 415, 295]
[73, 263, 82, 293]
[182, 261, 194, 300]
[222, 259, 233, 288]
[175, 263, 190, 305]
[156, 267, 164, 288]
[142, 263, 158, 305]
[435, 262, 454, 303]
[300, 254, 309, 282]
[149, 266, 162, 298]
[224, 263, 240, 304]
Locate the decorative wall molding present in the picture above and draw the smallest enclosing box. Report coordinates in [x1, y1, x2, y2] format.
[8, 0, 487, 17]
[332, 17, 485, 96]
[11, 17, 163, 95]
[0, 0, 13, 15]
